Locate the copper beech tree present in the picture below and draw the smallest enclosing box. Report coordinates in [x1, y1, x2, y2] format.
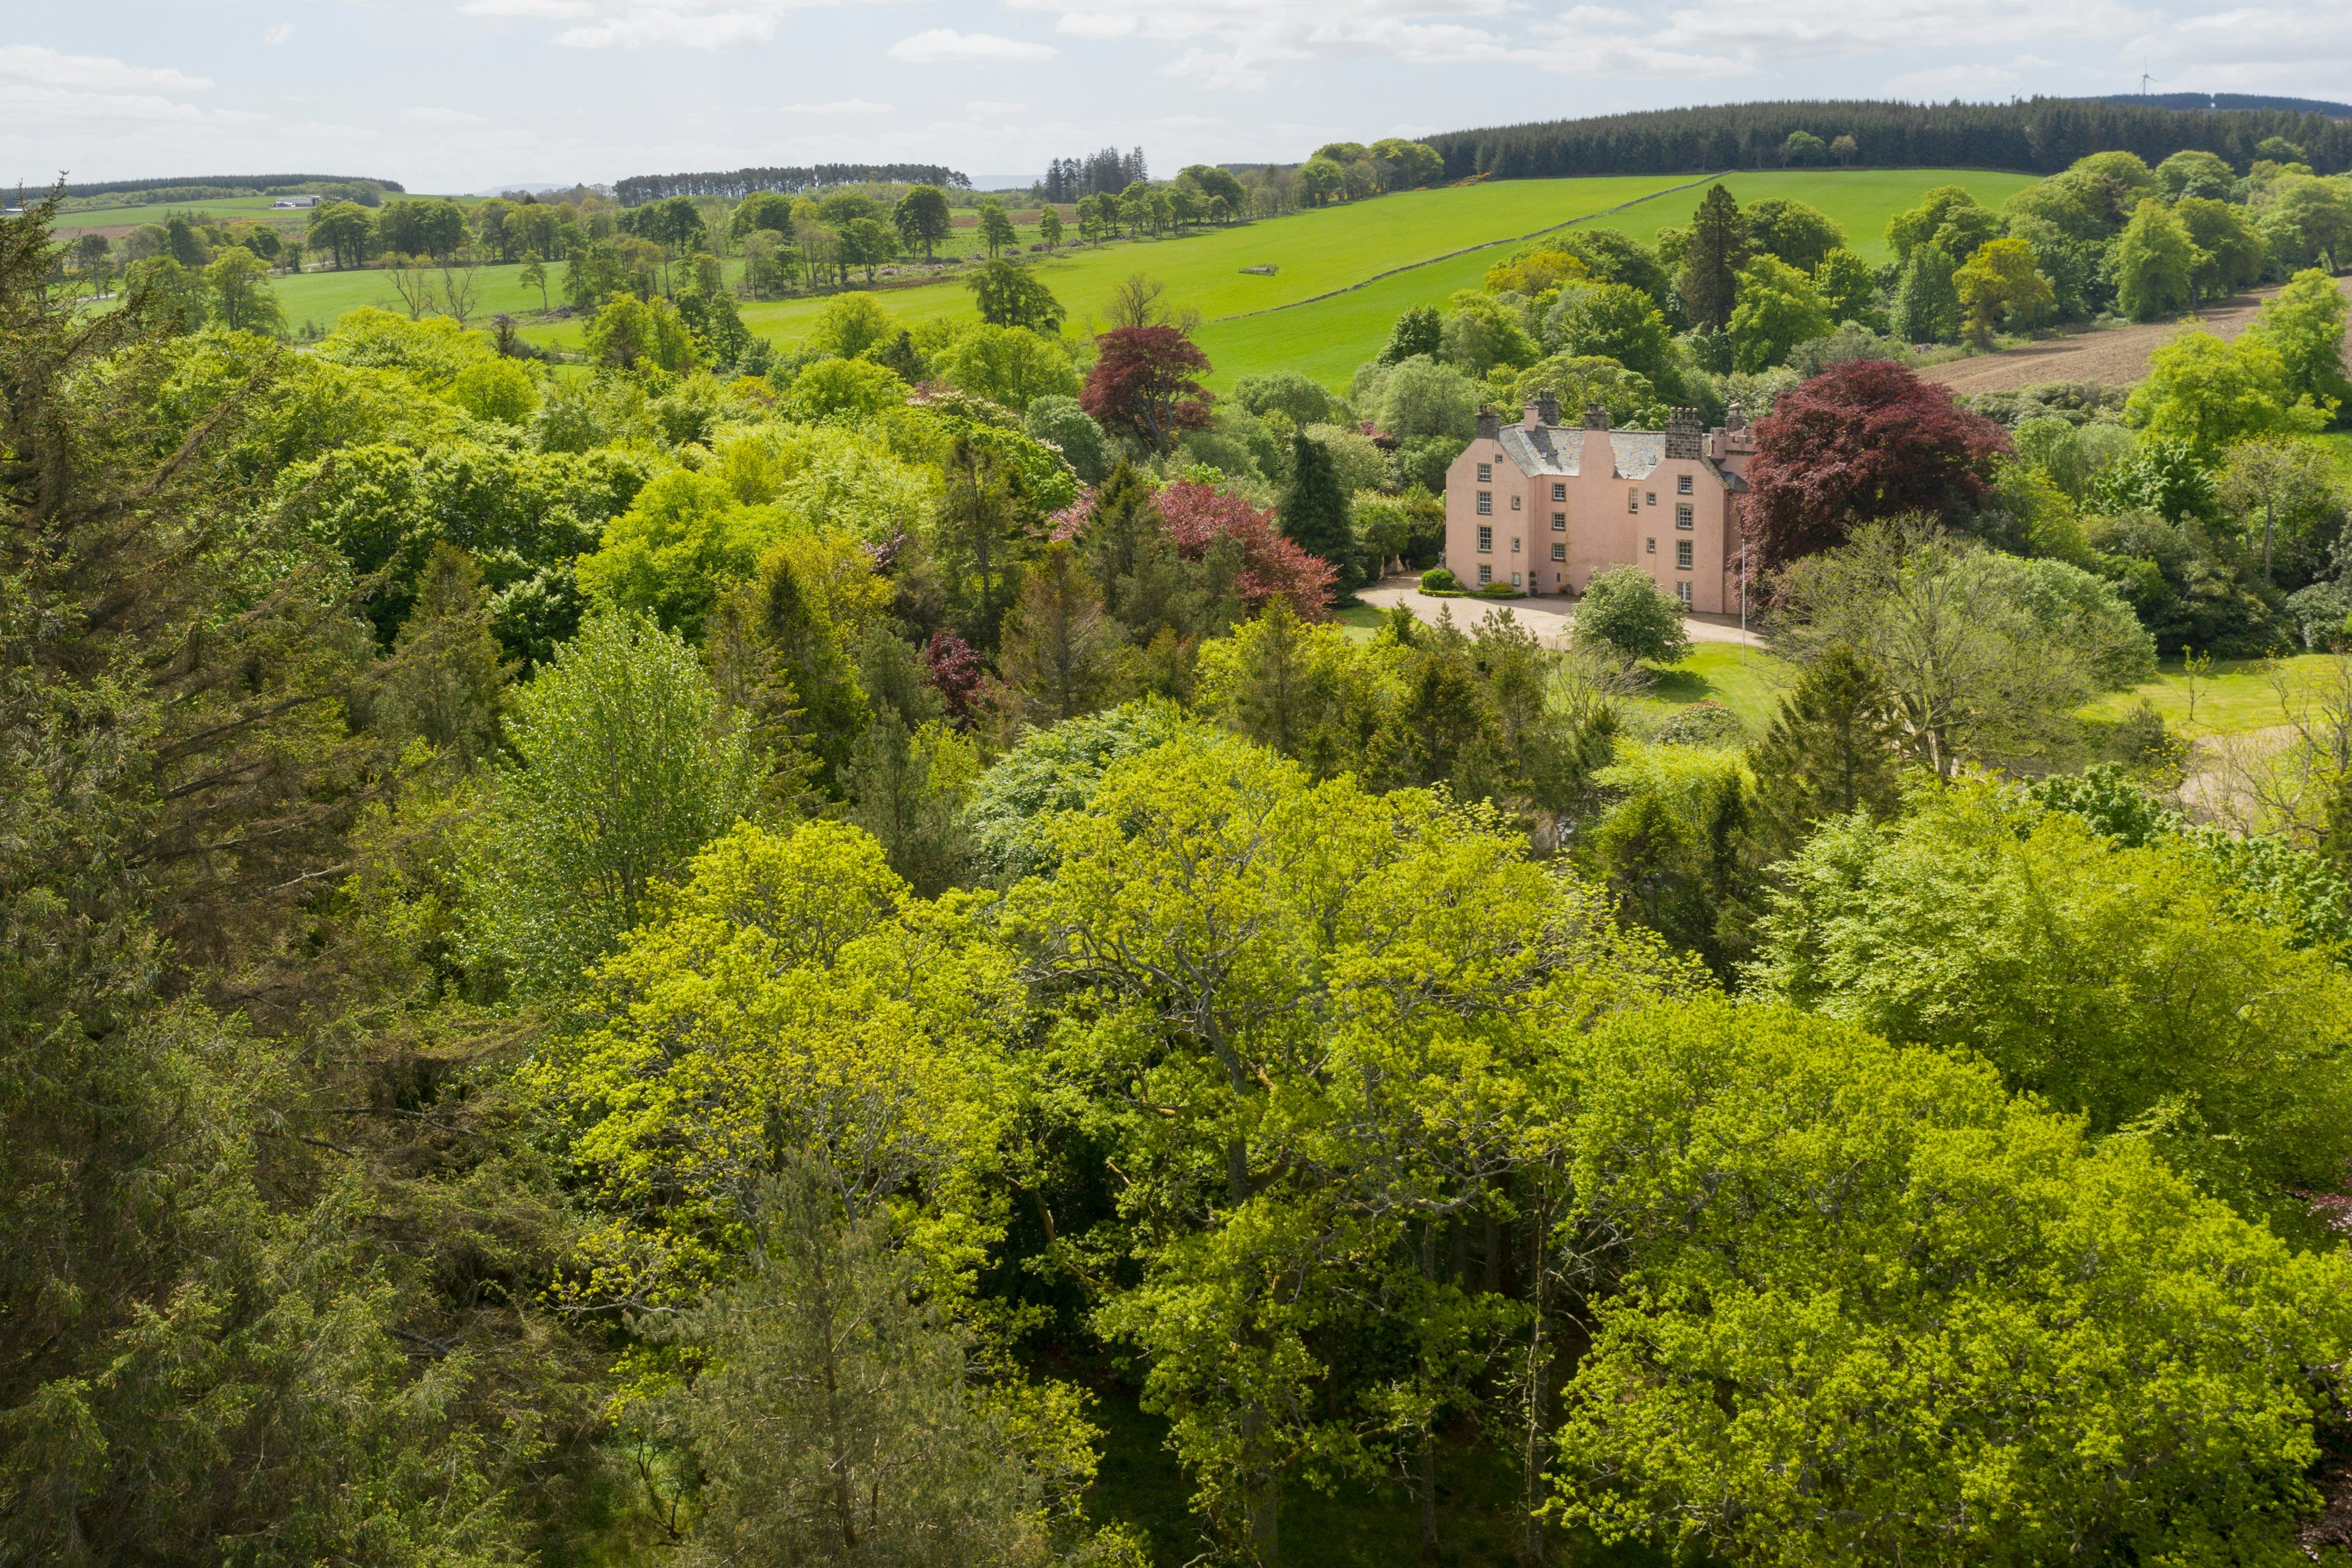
[1743, 358, 2010, 568]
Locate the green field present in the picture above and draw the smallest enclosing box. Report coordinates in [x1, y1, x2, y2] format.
[253, 168, 2043, 388]
[506, 168, 2031, 385]
[1196, 168, 2040, 388]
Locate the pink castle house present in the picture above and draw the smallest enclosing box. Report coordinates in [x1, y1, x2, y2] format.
[1442, 393, 1757, 614]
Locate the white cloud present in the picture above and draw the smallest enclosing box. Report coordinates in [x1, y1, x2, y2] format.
[0, 45, 212, 91]
[966, 99, 1027, 113]
[888, 28, 1057, 63]
[459, 0, 595, 15]
[403, 105, 490, 122]
[762, 97, 895, 111]
[558, 8, 783, 47]
[262, 23, 295, 45]
[1053, 12, 1137, 37]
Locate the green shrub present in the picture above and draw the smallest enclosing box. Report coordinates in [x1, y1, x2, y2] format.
[1418, 566, 1460, 593]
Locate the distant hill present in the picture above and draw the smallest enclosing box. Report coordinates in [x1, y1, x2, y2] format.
[2100, 92, 2351, 121]
[615, 164, 970, 206]
[34, 174, 404, 201]
[1427, 97, 2351, 183]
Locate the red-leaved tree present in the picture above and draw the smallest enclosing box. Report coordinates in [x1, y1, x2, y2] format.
[1081, 326, 1213, 453]
[1743, 360, 2011, 569]
[1154, 480, 1335, 620]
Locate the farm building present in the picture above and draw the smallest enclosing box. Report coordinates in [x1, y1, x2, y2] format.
[1442, 396, 1754, 613]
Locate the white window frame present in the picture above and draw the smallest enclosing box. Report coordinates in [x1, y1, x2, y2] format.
[1676, 504, 1694, 530]
[1477, 525, 1493, 553]
[1477, 491, 1492, 515]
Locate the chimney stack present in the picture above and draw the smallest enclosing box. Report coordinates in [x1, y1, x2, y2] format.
[1536, 388, 1559, 426]
[1581, 403, 1610, 431]
[1475, 405, 1501, 440]
[1664, 406, 1703, 459]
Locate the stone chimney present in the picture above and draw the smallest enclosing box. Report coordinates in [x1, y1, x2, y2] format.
[1475, 405, 1501, 440]
[1725, 401, 1748, 431]
[1581, 403, 1610, 431]
[1521, 399, 1544, 431]
[1664, 407, 1703, 460]
[1536, 388, 1559, 426]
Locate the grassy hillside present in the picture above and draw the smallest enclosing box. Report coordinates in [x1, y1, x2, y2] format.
[486, 173, 1697, 361]
[259, 168, 2039, 388]
[1197, 167, 2040, 388]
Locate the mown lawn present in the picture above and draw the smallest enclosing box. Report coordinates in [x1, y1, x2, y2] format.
[1626, 642, 1795, 735]
[2086, 652, 2351, 739]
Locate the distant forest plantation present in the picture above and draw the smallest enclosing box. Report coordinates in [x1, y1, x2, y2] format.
[1431, 97, 2352, 182]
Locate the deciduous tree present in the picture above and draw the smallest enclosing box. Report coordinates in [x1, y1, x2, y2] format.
[1743, 360, 2008, 565]
[1082, 325, 1213, 453]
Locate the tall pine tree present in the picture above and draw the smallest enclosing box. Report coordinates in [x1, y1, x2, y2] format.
[1279, 431, 1359, 591]
[1678, 184, 1748, 333]
[1746, 644, 1907, 857]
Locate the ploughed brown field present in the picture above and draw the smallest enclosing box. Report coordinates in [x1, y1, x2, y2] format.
[1918, 275, 2352, 394]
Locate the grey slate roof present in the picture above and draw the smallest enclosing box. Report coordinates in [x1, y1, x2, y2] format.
[1493, 424, 1696, 483]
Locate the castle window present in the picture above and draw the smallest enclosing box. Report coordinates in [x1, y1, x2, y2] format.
[1511, 537, 1521, 553]
[1676, 580, 1693, 606]
[1676, 504, 1694, 530]
[1477, 462, 1492, 483]
[1551, 542, 1566, 562]
[1477, 564, 1492, 584]
[1477, 491, 1491, 515]
[1646, 491, 1657, 507]
[1676, 540, 1694, 570]
[1477, 526, 1492, 552]
[1511, 494, 1521, 510]
[1550, 511, 1565, 530]
[1627, 488, 1638, 513]
[1551, 482, 1566, 502]
[1678, 473, 1694, 495]
[1646, 537, 1656, 554]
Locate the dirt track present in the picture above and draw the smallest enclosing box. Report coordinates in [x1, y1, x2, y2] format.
[1917, 276, 2352, 394]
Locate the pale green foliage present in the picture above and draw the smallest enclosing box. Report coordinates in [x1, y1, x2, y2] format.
[585, 294, 698, 374]
[804, 291, 895, 360]
[448, 356, 540, 424]
[1542, 282, 1677, 382]
[2111, 198, 2198, 322]
[785, 356, 907, 421]
[1953, 236, 2054, 345]
[315, 306, 492, 390]
[1002, 729, 1697, 1553]
[1554, 995, 2352, 1568]
[1774, 520, 2152, 775]
[1354, 354, 1480, 442]
[1749, 780, 2352, 1215]
[2242, 266, 2352, 412]
[1497, 354, 1662, 429]
[527, 820, 1019, 1303]
[574, 467, 798, 638]
[1728, 254, 1830, 372]
[1575, 565, 1690, 662]
[2125, 330, 2330, 459]
[1438, 290, 1539, 376]
[461, 606, 760, 1000]
[933, 324, 1081, 412]
[966, 701, 1206, 882]
[1809, 247, 1879, 326]
[1883, 185, 1998, 263]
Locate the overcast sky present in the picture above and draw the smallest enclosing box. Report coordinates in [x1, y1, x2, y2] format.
[7, 0, 2347, 194]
